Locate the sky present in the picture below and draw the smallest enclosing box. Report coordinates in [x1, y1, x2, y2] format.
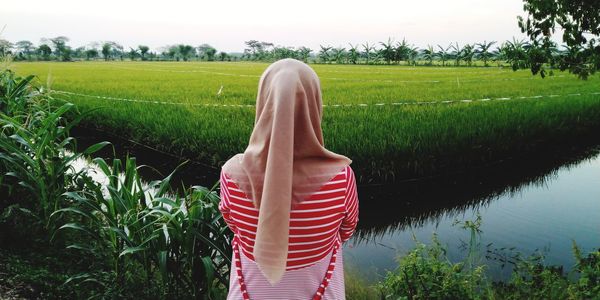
[1, 0, 530, 53]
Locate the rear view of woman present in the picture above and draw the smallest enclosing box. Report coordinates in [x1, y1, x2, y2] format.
[219, 58, 359, 299]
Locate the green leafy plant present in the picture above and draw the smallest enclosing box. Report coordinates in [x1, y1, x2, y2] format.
[378, 215, 489, 300]
[54, 156, 231, 299]
[376, 214, 600, 300]
[0, 69, 108, 231]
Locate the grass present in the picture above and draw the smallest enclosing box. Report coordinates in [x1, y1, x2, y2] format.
[10, 61, 600, 182]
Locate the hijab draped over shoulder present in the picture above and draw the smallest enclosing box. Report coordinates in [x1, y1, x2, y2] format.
[222, 58, 351, 284]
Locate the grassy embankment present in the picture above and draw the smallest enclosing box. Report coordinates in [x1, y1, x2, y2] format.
[12, 61, 600, 182]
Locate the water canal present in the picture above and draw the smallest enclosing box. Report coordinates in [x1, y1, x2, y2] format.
[74, 127, 600, 283]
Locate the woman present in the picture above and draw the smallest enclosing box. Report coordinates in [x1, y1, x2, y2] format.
[219, 58, 359, 300]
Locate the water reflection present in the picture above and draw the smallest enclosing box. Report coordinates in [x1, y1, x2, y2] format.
[353, 145, 600, 244]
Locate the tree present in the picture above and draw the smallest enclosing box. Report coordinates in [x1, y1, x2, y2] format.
[217, 52, 229, 61]
[15, 40, 34, 60]
[518, 0, 600, 79]
[318, 45, 332, 63]
[331, 47, 346, 64]
[450, 42, 462, 66]
[437, 44, 451, 66]
[73, 46, 85, 60]
[101, 42, 112, 60]
[298, 47, 312, 63]
[348, 44, 359, 64]
[243, 40, 272, 60]
[271, 46, 299, 60]
[462, 44, 475, 66]
[244, 40, 260, 60]
[379, 38, 395, 64]
[0, 39, 13, 57]
[475, 40, 497, 66]
[504, 38, 530, 71]
[394, 38, 410, 64]
[166, 46, 179, 60]
[37, 44, 52, 61]
[47, 36, 71, 61]
[85, 48, 99, 60]
[178, 44, 195, 61]
[111, 43, 124, 61]
[138, 45, 149, 61]
[422, 45, 435, 66]
[128, 47, 139, 61]
[362, 42, 375, 64]
[197, 44, 217, 61]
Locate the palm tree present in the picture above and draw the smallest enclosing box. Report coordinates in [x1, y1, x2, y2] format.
[298, 47, 312, 63]
[408, 46, 420, 66]
[504, 38, 529, 71]
[394, 38, 410, 64]
[318, 45, 332, 63]
[348, 44, 359, 64]
[379, 38, 395, 65]
[421, 45, 435, 66]
[475, 40, 497, 66]
[362, 42, 375, 64]
[331, 47, 347, 64]
[436, 44, 451, 66]
[451, 42, 462, 66]
[462, 44, 475, 66]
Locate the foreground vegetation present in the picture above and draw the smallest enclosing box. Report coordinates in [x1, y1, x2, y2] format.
[12, 61, 600, 183]
[0, 67, 231, 299]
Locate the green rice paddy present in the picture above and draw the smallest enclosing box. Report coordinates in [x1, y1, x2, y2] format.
[11, 61, 600, 182]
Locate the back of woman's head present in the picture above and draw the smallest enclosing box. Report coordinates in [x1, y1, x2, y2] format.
[222, 58, 351, 284]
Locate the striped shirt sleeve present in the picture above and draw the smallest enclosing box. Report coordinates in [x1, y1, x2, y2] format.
[340, 166, 359, 243]
[218, 170, 237, 233]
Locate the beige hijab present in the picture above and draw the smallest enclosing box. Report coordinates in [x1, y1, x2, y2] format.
[222, 59, 351, 284]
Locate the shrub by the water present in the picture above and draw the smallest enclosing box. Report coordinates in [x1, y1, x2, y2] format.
[377, 217, 600, 300]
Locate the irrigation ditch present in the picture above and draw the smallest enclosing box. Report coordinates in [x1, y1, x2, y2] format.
[71, 124, 600, 240]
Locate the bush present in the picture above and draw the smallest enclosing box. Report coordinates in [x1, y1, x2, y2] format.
[377, 216, 600, 300]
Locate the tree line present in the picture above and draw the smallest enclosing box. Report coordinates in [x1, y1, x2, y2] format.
[0, 35, 562, 71]
[0, 37, 234, 62]
[242, 38, 537, 70]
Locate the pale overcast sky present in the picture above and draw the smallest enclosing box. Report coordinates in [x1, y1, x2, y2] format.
[1, 0, 529, 53]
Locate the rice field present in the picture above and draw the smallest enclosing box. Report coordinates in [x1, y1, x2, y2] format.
[11, 61, 600, 182]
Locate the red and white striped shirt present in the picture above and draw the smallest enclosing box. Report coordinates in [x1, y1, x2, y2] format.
[219, 166, 359, 299]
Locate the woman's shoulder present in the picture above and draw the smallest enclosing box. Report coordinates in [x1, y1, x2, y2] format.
[221, 154, 243, 175]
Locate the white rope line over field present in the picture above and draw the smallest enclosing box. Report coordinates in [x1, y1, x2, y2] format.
[104, 64, 567, 84]
[53, 90, 600, 109]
